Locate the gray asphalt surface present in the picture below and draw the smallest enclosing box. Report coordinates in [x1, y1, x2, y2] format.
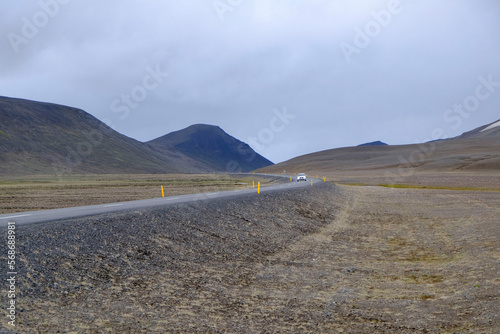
[0, 174, 323, 226]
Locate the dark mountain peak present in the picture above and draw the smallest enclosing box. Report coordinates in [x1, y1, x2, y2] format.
[158, 124, 225, 145]
[358, 141, 388, 147]
[187, 123, 222, 130]
[177, 123, 223, 134]
[149, 124, 273, 172]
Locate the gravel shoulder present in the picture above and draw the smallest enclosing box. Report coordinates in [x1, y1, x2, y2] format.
[1, 182, 499, 333]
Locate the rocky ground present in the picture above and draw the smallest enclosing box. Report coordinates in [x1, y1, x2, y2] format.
[1, 182, 499, 333]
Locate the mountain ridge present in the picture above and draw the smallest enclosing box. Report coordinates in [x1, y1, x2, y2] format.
[148, 124, 273, 172]
[256, 119, 500, 174]
[455, 119, 500, 140]
[358, 141, 388, 147]
[0, 96, 272, 175]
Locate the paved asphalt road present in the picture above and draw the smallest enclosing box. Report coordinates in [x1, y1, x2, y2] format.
[0, 174, 324, 227]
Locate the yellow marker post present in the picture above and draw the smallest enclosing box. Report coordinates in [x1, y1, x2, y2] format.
[252, 180, 255, 189]
[290, 176, 292, 182]
[311, 179, 313, 186]
[161, 185, 165, 197]
[258, 182, 261, 194]
[323, 177, 326, 182]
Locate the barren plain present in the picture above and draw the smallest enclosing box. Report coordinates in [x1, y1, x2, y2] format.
[1, 178, 499, 333]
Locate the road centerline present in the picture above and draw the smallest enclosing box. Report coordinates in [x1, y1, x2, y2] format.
[102, 204, 124, 208]
[0, 214, 32, 220]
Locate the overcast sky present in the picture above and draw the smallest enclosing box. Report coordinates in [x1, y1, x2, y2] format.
[1, 0, 500, 163]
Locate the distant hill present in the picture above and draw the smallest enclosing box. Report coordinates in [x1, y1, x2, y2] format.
[256, 119, 500, 174]
[455, 119, 500, 140]
[148, 124, 273, 172]
[358, 141, 388, 147]
[0, 96, 272, 176]
[0, 96, 201, 175]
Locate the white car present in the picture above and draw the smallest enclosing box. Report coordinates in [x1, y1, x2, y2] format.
[297, 173, 307, 182]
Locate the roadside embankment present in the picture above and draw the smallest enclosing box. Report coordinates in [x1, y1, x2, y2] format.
[1, 182, 344, 333]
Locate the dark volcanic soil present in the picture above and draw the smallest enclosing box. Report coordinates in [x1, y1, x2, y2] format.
[1, 183, 343, 333]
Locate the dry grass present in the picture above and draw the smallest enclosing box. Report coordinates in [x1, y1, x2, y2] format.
[247, 184, 500, 332]
[340, 183, 500, 192]
[0, 173, 278, 214]
[291, 170, 500, 191]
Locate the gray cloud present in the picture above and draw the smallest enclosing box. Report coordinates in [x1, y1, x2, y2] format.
[1, 0, 499, 163]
